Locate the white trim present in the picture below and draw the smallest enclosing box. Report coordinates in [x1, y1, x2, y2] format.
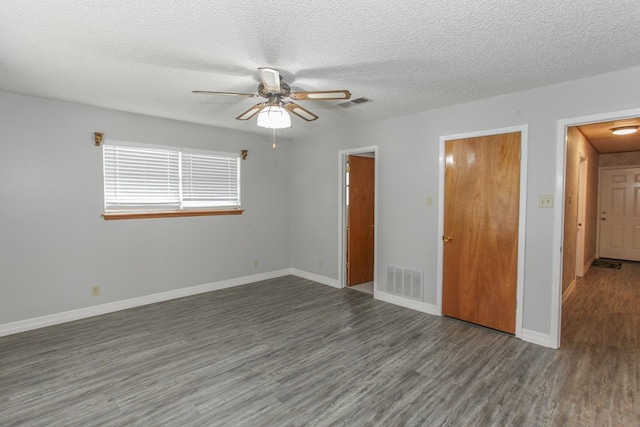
[375, 291, 439, 315]
[521, 329, 555, 348]
[291, 269, 340, 288]
[337, 146, 379, 291]
[437, 125, 528, 338]
[0, 269, 291, 337]
[562, 278, 577, 304]
[552, 107, 640, 349]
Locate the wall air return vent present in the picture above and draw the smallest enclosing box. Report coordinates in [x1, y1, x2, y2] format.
[386, 266, 422, 301]
[338, 97, 372, 108]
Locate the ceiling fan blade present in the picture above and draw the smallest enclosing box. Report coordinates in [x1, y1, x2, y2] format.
[192, 90, 257, 97]
[236, 103, 266, 120]
[283, 102, 319, 122]
[290, 90, 351, 101]
[258, 67, 281, 93]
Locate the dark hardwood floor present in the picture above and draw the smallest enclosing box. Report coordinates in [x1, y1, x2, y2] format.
[562, 260, 640, 349]
[1, 271, 639, 426]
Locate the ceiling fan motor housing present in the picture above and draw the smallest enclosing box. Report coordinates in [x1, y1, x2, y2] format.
[259, 82, 290, 98]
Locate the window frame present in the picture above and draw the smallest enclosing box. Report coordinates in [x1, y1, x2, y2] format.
[102, 140, 243, 220]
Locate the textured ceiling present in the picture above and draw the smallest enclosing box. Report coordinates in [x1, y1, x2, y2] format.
[2, 1, 640, 138]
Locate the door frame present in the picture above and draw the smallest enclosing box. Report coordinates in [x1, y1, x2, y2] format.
[552, 107, 640, 349]
[575, 153, 588, 277]
[338, 146, 379, 291]
[437, 125, 528, 338]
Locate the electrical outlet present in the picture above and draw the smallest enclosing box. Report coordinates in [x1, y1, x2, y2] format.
[318, 260, 323, 269]
[91, 286, 100, 296]
[426, 196, 433, 207]
[538, 195, 553, 208]
[254, 259, 259, 268]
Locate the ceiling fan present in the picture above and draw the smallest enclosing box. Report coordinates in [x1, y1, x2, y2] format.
[193, 67, 351, 128]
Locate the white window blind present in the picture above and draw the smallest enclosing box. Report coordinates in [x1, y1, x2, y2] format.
[103, 141, 240, 212]
[181, 149, 240, 208]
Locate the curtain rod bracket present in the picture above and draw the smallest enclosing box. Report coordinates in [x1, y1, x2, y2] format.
[94, 132, 104, 146]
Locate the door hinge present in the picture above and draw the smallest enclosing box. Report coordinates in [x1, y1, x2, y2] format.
[345, 162, 350, 173]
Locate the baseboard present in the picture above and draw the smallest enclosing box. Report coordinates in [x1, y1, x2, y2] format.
[290, 269, 340, 288]
[562, 278, 577, 304]
[0, 269, 291, 338]
[375, 291, 439, 316]
[582, 254, 595, 275]
[521, 328, 556, 349]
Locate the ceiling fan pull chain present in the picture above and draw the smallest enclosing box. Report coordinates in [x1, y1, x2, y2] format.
[272, 128, 276, 150]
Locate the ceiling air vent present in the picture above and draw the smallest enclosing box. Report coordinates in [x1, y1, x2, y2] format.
[338, 97, 372, 108]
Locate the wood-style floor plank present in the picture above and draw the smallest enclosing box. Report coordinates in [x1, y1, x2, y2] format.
[1, 272, 639, 426]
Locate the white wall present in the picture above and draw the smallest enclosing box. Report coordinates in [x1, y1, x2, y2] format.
[290, 66, 640, 341]
[0, 93, 291, 325]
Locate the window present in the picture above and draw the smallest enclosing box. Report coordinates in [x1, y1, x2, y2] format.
[103, 141, 241, 219]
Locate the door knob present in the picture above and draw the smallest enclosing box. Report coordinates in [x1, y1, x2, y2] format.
[601, 217, 607, 221]
[442, 236, 453, 242]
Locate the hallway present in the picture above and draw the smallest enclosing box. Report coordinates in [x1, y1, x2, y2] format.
[562, 260, 640, 349]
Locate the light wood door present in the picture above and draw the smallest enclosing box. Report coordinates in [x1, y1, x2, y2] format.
[347, 155, 375, 286]
[443, 132, 521, 334]
[575, 156, 588, 276]
[599, 168, 640, 261]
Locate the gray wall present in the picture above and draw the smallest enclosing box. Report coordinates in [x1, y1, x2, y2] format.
[290, 66, 640, 337]
[0, 93, 291, 324]
[3, 65, 640, 340]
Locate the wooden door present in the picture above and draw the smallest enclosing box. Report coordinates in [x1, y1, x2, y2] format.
[599, 167, 640, 261]
[442, 132, 521, 334]
[347, 155, 375, 286]
[575, 156, 588, 276]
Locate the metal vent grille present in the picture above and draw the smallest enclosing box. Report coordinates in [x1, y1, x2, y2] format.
[338, 97, 372, 108]
[386, 266, 422, 301]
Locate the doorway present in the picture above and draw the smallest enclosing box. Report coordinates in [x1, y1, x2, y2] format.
[438, 126, 527, 336]
[346, 154, 375, 288]
[553, 109, 640, 348]
[598, 166, 640, 261]
[338, 147, 378, 293]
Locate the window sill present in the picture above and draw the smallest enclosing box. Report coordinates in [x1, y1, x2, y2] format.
[103, 209, 244, 220]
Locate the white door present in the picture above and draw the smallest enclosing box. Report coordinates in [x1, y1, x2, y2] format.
[599, 167, 640, 261]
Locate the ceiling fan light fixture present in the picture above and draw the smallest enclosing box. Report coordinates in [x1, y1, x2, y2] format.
[611, 126, 639, 135]
[257, 105, 291, 129]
